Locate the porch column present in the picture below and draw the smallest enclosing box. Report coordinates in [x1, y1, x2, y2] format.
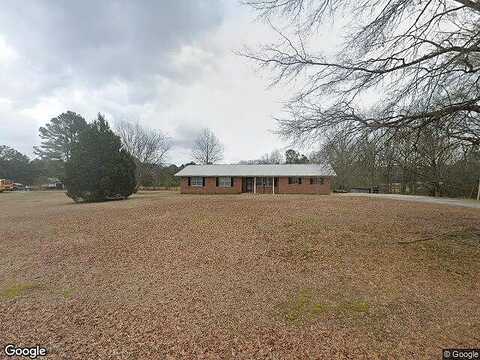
[254, 177, 256, 194]
[272, 177, 275, 194]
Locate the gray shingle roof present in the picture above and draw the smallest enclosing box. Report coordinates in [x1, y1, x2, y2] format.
[175, 164, 335, 177]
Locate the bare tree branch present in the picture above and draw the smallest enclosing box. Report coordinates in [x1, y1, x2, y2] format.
[191, 128, 224, 164]
[115, 120, 171, 185]
[241, 0, 480, 145]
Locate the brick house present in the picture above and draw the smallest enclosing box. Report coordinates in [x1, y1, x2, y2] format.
[175, 164, 335, 194]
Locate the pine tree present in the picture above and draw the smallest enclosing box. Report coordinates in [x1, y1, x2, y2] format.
[65, 114, 136, 202]
[34, 111, 88, 161]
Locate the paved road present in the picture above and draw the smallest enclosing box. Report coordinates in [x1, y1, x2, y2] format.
[339, 193, 480, 209]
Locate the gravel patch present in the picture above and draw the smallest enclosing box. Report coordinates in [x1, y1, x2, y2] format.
[340, 193, 480, 209]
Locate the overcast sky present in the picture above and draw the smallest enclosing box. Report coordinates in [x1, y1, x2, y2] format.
[0, 1, 307, 164]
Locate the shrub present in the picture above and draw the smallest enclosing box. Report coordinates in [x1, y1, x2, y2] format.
[65, 114, 136, 202]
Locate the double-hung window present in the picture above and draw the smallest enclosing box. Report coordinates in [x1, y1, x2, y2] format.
[191, 177, 203, 187]
[218, 177, 232, 187]
[288, 177, 303, 184]
[310, 177, 324, 185]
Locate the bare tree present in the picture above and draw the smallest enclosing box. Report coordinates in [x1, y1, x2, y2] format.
[115, 120, 171, 185]
[310, 127, 359, 190]
[242, 0, 480, 146]
[259, 149, 284, 164]
[238, 149, 284, 164]
[191, 128, 224, 164]
[412, 126, 460, 196]
[311, 121, 480, 196]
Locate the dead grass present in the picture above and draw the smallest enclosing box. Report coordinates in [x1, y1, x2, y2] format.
[0, 191, 479, 359]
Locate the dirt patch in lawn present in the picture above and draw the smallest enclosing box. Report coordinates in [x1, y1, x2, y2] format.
[0, 191, 479, 359]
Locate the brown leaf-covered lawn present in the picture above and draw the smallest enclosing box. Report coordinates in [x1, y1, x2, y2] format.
[0, 191, 479, 359]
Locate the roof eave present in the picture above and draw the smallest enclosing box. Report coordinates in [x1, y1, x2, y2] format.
[175, 174, 335, 177]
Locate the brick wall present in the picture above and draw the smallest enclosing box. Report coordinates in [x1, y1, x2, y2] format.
[277, 176, 332, 194]
[180, 177, 242, 194]
[180, 176, 332, 194]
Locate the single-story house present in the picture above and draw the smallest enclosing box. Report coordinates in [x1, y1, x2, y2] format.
[175, 164, 335, 194]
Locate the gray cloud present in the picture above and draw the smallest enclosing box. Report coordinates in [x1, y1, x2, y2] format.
[171, 125, 203, 150]
[0, 0, 223, 104]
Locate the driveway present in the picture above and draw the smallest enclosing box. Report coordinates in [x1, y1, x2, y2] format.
[339, 193, 480, 209]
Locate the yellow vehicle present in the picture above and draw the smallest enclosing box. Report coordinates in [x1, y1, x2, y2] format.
[0, 179, 14, 192]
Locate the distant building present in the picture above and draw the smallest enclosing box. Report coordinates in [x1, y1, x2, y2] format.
[175, 164, 335, 194]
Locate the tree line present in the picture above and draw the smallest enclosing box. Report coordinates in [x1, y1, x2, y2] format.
[1, 111, 229, 190]
[238, 149, 309, 164]
[312, 126, 480, 197]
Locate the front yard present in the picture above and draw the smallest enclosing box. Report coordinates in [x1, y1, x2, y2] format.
[0, 191, 479, 359]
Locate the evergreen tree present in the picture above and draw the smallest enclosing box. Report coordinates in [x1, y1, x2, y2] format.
[65, 114, 136, 202]
[285, 149, 309, 164]
[0, 145, 34, 184]
[34, 111, 87, 161]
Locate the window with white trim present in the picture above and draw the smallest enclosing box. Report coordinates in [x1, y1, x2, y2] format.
[191, 176, 203, 187]
[218, 177, 232, 187]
